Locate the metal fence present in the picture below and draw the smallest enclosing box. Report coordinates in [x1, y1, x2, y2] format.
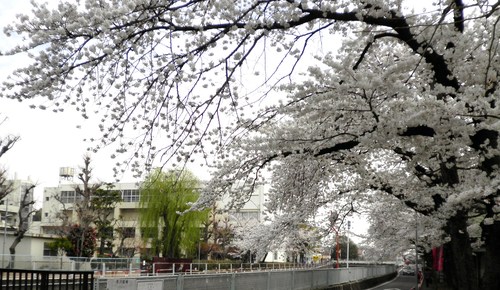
[0, 255, 396, 290]
[95, 265, 396, 290]
[0, 254, 330, 276]
[0, 255, 142, 273]
[0, 268, 94, 290]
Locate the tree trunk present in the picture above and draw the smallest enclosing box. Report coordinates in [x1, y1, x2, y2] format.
[98, 237, 105, 256]
[481, 220, 500, 290]
[8, 235, 22, 269]
[444, 214, 478, 290]
[259, 252, 268, 263]
[161, 224, 168, 257]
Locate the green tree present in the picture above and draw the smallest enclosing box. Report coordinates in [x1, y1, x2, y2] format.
[65, 224, 97, 258]
[139, 169, 208, 258]
[54, 156, 112, 257]
[90, 186, 121, 257]
[48, 238, 73, 256]
[335, 237, 359, 261]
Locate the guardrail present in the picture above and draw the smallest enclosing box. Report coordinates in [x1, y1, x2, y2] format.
[142, 261, 326, 276]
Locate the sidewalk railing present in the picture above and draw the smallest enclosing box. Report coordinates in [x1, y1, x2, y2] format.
[0, 254, 336, 276]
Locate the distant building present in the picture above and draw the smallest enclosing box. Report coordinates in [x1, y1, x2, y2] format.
[1, 178, 35, 231]
[0, 177, 44, 264]
[36, 168, 270, 259]
[1, 170, 286, 262]
[40, 180, 144, 257]
[227, 183, 266, 227]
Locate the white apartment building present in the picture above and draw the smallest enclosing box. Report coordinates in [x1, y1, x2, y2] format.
[227, 184, 266, 227]
[1, 179, 34, 232]
[0, 177, 50, 265]
[41, 179, 144, 257]
[37, 168, 269, 259]
[0, 169, 281, 262]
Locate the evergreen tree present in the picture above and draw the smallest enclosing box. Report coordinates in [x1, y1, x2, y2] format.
[65, 224, 97, 258]
[336, 237, 359, 260]
[90, 186, 121, 257]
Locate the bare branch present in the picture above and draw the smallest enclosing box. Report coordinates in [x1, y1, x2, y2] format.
[0, 135, 20, 159]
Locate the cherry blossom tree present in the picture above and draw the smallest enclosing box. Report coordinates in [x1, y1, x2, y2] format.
[0, 116, 19, 201]
[1, 1, 499, 289]
[0, 116, 37, 268]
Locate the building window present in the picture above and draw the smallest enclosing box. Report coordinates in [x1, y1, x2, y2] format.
[32, 210, 42, 222]
[42, 227, 60, 235]
[46, 197, 49, 201]
[44, 213, 48, 217]
[43, 242, 58, 256]
[60, 191, 76, 203]
[231, 211, 259, 221]
[121, 227, 136, 238]
[122, 189, 140, 202]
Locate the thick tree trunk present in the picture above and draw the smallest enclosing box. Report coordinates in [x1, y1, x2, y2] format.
[444, 214, 478, 290]
[481, 220, 500, 290]
[8, 235, 22, 269]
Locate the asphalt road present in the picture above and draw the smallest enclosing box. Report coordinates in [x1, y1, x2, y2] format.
[365, 273, 421, 290]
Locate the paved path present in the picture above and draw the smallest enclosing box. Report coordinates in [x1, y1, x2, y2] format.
[365, 272, 425, 290]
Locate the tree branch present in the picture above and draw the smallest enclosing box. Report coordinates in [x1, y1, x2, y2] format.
[452, 0, 465, 32]
[353, 33, 399, 70]
[0, 135, 20, 159]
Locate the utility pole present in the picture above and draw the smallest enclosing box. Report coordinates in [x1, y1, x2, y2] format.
[415, 210, 419, 290]
[198, 238, 201, 261]
[2, 198, 7, 268]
